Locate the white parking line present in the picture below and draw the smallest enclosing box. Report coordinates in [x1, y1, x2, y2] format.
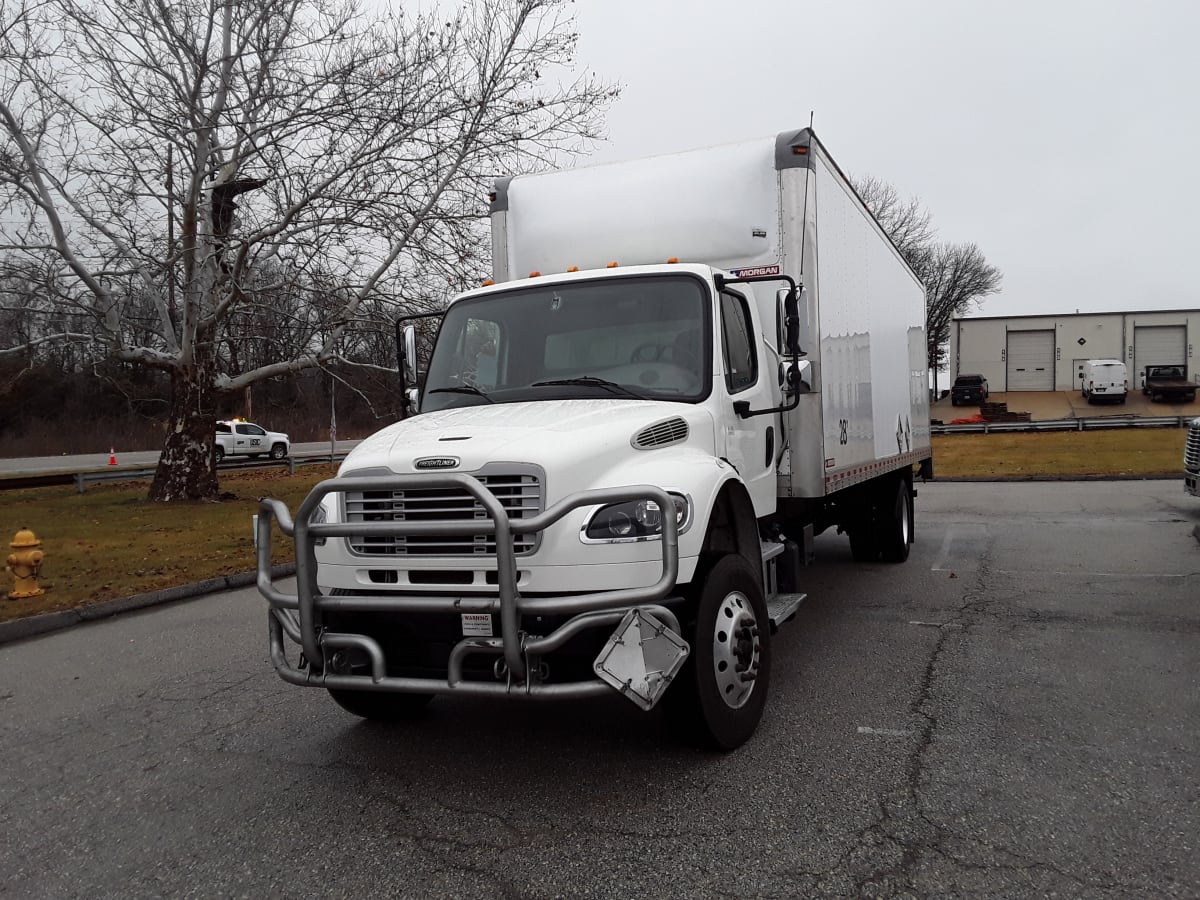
[857, 726, 913, 737]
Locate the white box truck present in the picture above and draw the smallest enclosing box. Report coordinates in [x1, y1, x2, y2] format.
[256, 128, 932, 749]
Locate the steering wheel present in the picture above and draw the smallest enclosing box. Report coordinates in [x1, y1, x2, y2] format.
[630, 343, 670, 363]
[630, 343, 699, 370]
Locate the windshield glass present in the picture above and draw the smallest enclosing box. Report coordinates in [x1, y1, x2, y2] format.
[422, 274, 711, 411]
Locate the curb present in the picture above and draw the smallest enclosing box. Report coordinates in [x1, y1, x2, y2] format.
[0, 563, 297, 647]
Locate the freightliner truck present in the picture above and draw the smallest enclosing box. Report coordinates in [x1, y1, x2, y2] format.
[256, 128, 933, 749]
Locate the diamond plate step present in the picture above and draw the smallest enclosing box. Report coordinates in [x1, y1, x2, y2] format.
[766, 592, 806, 633]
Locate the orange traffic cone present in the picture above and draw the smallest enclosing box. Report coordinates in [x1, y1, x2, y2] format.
[108, 447, 117, 466]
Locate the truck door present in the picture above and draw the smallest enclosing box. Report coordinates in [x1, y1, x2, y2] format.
[718, 289, 777, 515]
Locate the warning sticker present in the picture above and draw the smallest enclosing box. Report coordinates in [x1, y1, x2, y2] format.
[461, 613, 493, 637]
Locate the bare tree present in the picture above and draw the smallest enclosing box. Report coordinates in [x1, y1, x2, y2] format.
[854, 175, 935, 262]
[853, 176, 1002, 393]
[0, 0, 616, 500]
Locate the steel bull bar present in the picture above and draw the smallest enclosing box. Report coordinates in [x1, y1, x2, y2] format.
[256, 474, 685, 703]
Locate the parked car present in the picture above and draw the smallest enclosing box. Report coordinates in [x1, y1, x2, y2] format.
[951, 374, 989, 406]
[1081, 359, 1128, 404]
[1141, 365, 1196, 403]
[215, 419, 290, 462]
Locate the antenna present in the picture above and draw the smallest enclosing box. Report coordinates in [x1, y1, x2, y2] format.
[798, 117, 813, 278]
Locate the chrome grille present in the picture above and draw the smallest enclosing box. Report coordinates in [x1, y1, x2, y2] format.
[344, 473, 542, 556]
[1185, 421, 1200, 471]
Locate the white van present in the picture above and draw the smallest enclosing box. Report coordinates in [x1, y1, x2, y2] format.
[1081, 359, 1128, 404]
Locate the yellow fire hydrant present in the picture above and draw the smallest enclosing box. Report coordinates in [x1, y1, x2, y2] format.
[6, 528, 46, 600]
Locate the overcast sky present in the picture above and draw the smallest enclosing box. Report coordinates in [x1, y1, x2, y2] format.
[568, 0, 1198, 318]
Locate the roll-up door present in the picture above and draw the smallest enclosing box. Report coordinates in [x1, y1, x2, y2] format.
[1133, 326, 1186, 383]
[1006, 330, 1055, 390]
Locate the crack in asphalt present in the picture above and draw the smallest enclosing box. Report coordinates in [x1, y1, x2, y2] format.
[842, 554, 1137, 897]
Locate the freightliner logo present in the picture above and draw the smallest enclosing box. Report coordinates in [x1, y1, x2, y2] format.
[414, 457, 460, 470]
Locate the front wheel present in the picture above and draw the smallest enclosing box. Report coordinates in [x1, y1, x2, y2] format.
[270, 443, 288, 460]
[666, 555, 771, 751]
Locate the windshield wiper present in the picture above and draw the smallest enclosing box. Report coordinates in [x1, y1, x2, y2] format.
[530, 376, 646, 400]
[426, 385, 494, 403]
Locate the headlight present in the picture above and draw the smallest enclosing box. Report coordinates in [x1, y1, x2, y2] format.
[583, 493, 690, 542]
[309, 502, 328, 546]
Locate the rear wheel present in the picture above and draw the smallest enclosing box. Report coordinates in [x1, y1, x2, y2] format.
[328, 689, 433, 720]
[879, 478, 912, 563]
[666, 555, 771, 751]
[214, 446, 225, 463]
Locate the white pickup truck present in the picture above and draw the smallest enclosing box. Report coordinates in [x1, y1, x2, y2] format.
[215, 419, 290, 462]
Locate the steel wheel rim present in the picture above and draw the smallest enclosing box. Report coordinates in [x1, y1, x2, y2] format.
[712, 590, 761, 709]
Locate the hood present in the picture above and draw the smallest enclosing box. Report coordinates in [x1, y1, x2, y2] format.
[341, 399, 715, 476]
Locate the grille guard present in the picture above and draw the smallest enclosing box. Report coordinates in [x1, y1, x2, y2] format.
[256, 474, 681, 696]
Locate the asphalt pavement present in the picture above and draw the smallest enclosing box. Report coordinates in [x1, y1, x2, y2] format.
[2, 480, 1197, 897]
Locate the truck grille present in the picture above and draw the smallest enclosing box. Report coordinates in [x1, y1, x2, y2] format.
[1186, 421, 1200, 471]
[344, 473, 543, 556]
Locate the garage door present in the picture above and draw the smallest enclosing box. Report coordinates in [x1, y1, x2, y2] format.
[1133, 326, 1186, 383]
[1006, 330, 1055, 391]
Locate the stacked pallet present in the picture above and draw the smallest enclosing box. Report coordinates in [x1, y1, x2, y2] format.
[979, 401, 1032, 423]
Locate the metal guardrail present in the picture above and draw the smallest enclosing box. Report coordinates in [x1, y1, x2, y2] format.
[0, 453, 348, 493]
[932, 415, 1198, 435]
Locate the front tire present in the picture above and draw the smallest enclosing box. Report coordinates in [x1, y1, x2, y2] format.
[270, 443, 288, 460]
[667, 555, 771, 751]
[328, 689, 433, 720]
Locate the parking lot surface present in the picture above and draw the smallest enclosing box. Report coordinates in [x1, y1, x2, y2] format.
[1, 480, 1197, 898]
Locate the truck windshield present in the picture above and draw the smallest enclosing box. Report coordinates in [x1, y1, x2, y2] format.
[422, 274, 711, 411]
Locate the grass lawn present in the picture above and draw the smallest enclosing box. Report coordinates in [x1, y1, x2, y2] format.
[0, 427, 1190, 623]
[1, 466, 337, 624]
[930, 428, 1186, 478]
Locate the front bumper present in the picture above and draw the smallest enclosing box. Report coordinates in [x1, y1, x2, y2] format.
[256, 473, 687, 703]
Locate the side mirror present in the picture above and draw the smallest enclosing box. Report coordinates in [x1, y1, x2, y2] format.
[777, 286, 805, 357]
[401, 325, 418, 385]
[780, 358, 812, 394]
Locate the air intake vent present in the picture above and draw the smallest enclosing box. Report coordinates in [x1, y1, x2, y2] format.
[632, 417, 689, 450]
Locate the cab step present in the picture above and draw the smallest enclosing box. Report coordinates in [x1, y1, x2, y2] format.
[766, 592, 806, 633]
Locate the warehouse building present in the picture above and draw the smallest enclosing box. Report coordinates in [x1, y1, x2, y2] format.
[948, 309, 1199, 392]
